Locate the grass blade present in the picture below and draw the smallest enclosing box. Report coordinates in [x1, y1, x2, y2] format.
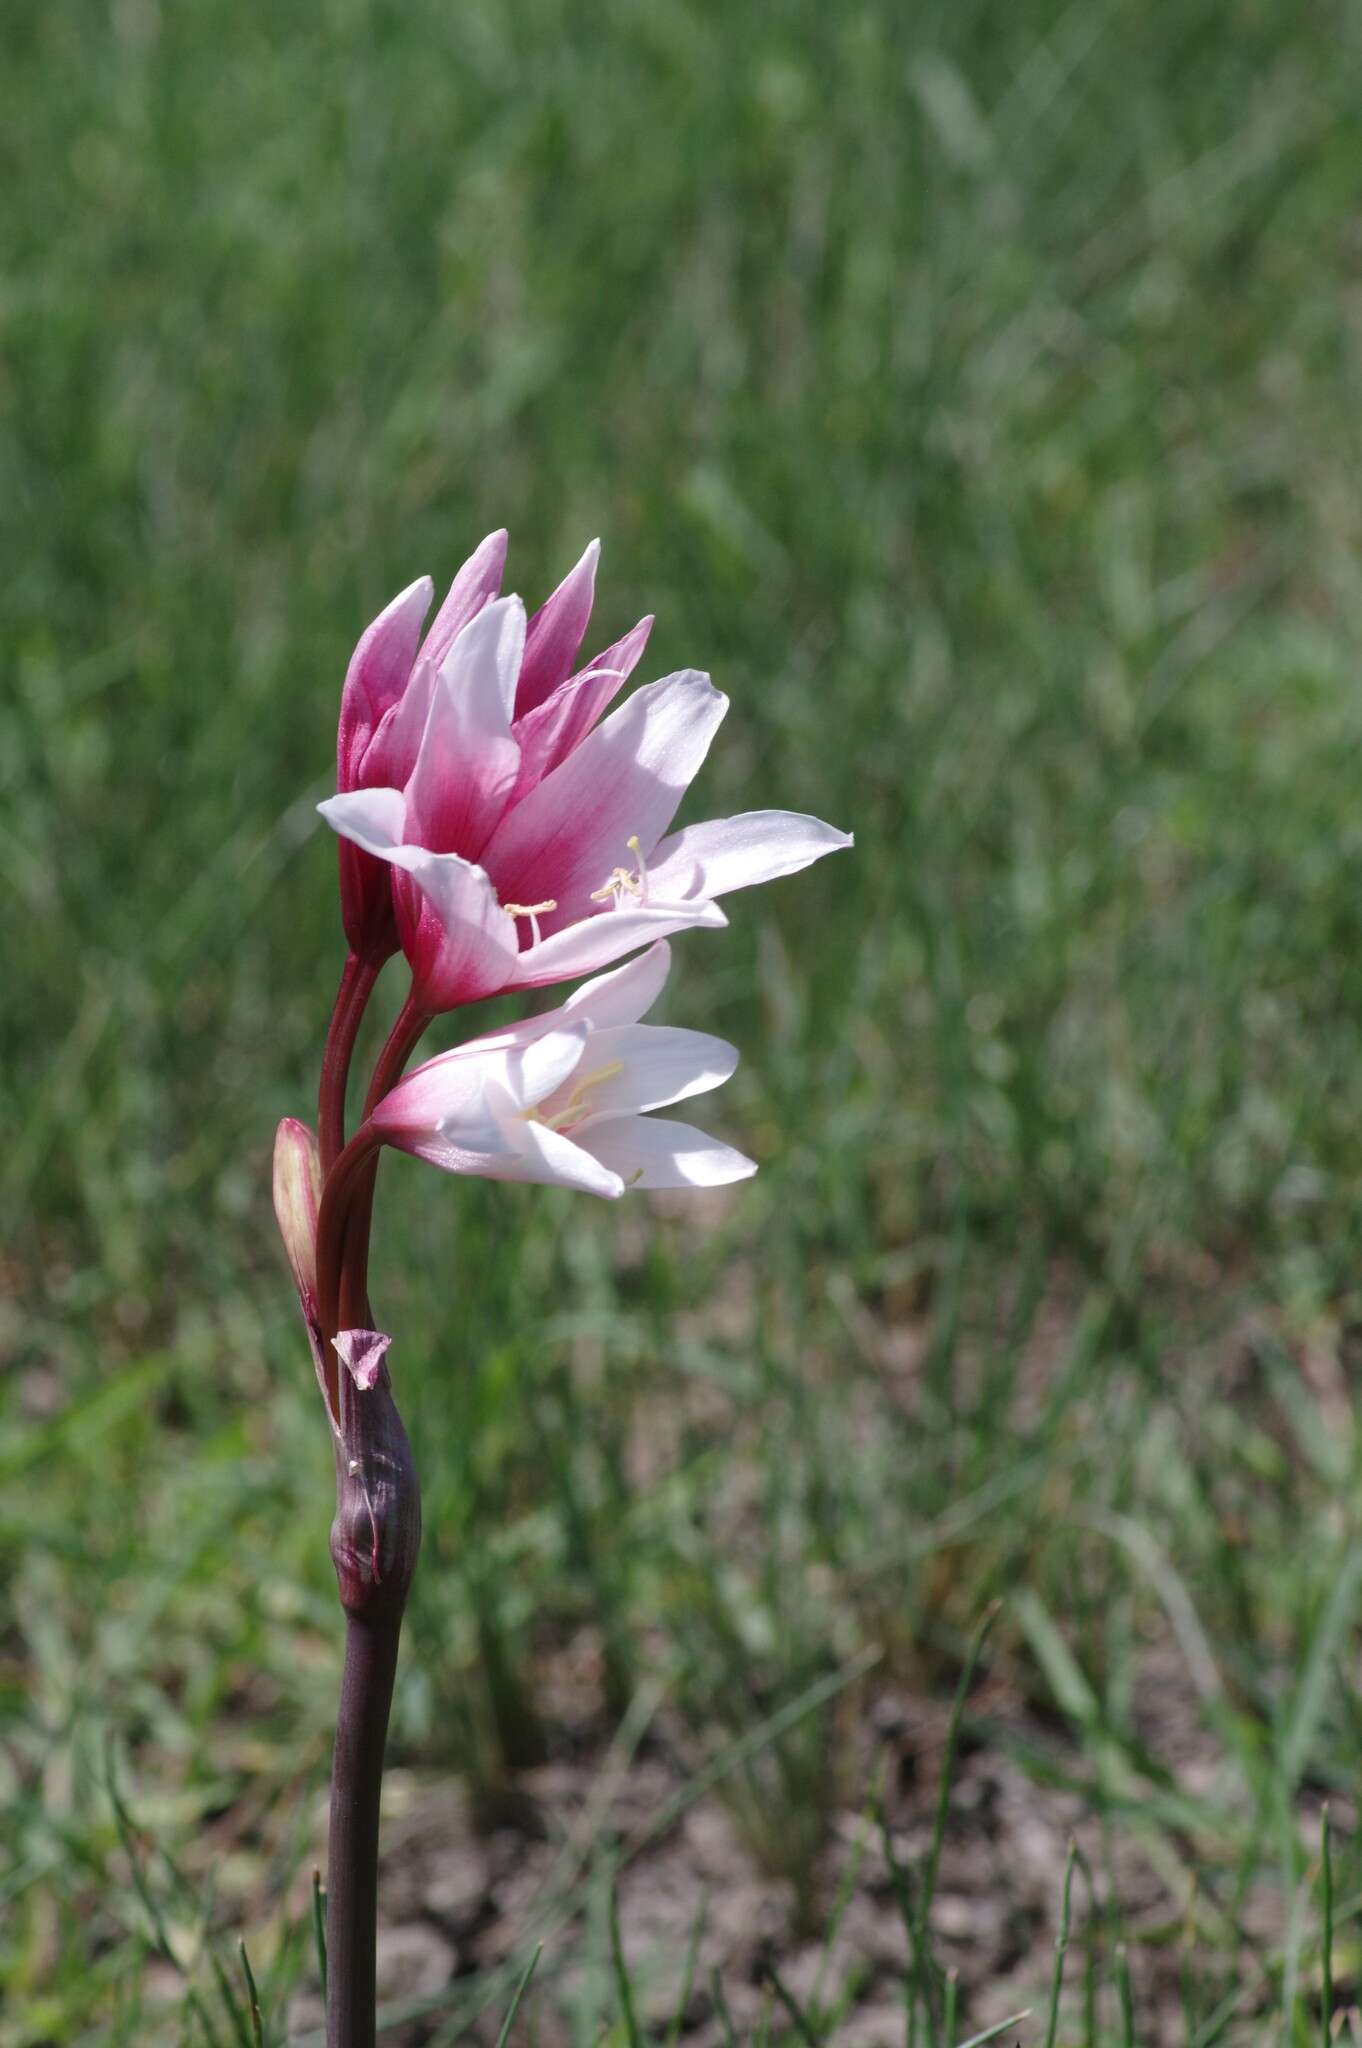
[104, 1738, 180, 1974]
[923, 1605, 997, 1923]
[608, 1882, 642, 2048]
[1282, 1545, 1362, 1790]
[239, 1941, 264, 2048]
[493, 1944, 542, 2048]
[665, 1891, 708, 2048]
[1117, 1945, 1135, 2048]
[312, 1869, 327, 2000]
[1044, 1841, 1077, 2048]
[208, 1949, 253, 2048]
[1321, 1805, 1333, 2048]
[710, 1968, 740, 2048]
[953, 2014, 1033, 2048]
[765, 1961, 822, 2048]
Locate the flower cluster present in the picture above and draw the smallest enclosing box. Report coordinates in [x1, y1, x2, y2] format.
[275, 531, 850, 1414]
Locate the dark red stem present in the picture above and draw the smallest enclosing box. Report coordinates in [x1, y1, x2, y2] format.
[327, 1613, 401, 2048]
[324, 1361, 420, 2048]
[314, 989, 431, 2043]
[315, 1127, 384, 1352]
[336, 996, 432, 1331]
[319, 955, 383, 1176]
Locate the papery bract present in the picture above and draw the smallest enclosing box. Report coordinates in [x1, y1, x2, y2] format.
[363, 942, 756, 1199]
[333, 1328, 393, 1393]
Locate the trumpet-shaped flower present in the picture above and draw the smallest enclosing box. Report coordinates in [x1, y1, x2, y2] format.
[331, 533, 655, 962]
[321, 533, 852, 1004]
[361, 942, 755, 1199]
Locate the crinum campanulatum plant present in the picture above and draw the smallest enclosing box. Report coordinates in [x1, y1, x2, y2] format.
[273, 528, 851, 2046]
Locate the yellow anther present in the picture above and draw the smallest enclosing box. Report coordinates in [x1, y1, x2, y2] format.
[503, 899, 557, 947]
[590, 834, 649, 908]
[590, 866, 635, 904]
[534, 1060, 625, 1133]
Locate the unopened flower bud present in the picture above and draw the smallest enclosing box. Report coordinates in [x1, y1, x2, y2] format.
[330, 1334, 421, 1622]
[272, 1117, 322, 1301]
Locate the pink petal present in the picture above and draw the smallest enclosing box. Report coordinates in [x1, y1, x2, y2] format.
[336, 578, 433, 790]
[390, 847, 521, 1011]
[508, 614, 654, 802]
[333, 1328, 393, 1392]
[404, 598, 524, 859]
[514, 540, 600, 717]
[645, 810, 854, 902]
[321, 787, 409, 963]
[372, 1057, 514, 1172]
[359, 654, 437, 791]
[418, 530, 509, 673]
[483, 670, 728, 925]
[391, 1026, 586, 1139]
[509, 900, 727, 990]
[371, 1039, 496, 1139]
[574, 1115, 757, 1190]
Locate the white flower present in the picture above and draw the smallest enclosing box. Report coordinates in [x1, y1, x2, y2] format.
[363, 942, 754, 1199]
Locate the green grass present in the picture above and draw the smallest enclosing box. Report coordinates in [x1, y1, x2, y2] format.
[6, 0, 1362, 2039]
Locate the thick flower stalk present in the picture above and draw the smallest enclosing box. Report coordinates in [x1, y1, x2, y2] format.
[271, 530, 850, 2048]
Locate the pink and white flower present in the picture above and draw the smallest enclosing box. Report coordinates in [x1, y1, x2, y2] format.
[361, 942, 755, 1199]
[331, 533, 654, 963]
[321, 533, 852, 1006]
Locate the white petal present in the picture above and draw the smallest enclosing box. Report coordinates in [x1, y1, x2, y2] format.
[494, 1024, 589, 1113]
[549, 1024, 738, 1127]
[499, 1111, 626, 1198]
[510, 900, 727, 989]
[563, 940, 672, 1028]
[482, 670, 728, 920]
[318, 786, 408, 858]
[646, 810, 854, 903]
[574, 1115, 758, 1190]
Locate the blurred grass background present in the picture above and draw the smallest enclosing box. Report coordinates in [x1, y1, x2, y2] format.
[7, 0, 1362, 2038]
